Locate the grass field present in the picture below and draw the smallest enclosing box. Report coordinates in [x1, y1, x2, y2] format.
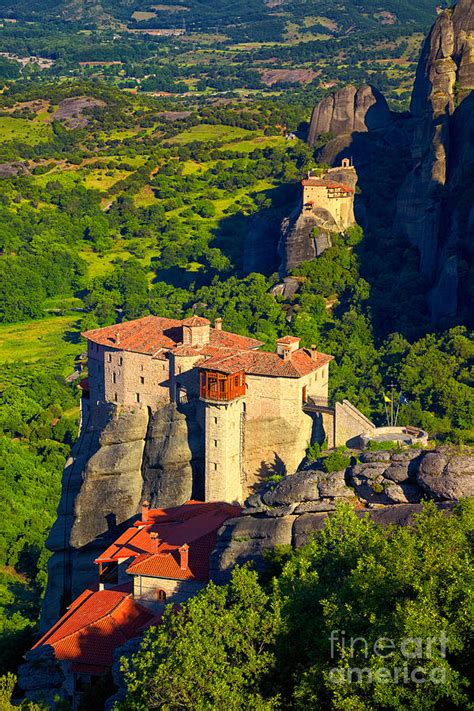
[168, 124, 254, 144]
[0, 115, 53, 145]
[0, 315, 83, 366]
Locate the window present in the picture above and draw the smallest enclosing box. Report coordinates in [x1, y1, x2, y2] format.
[107, 353, 112, 362]
[140, 376, 145, 385]
[136, 393, 140, 403]
[214, 439, 218, 447]
[113, 372, 116, 384]
[213, 463, 218, 471]
[214, 417, 218, 424]
[157, 589, 167, 602]
[114, 393, 118, 402]
[119, 357, 123, 366]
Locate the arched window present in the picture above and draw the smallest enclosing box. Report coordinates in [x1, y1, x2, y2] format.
[157, 589, 167, 602]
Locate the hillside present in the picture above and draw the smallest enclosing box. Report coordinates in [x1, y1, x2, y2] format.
[0, 0, 442, 109]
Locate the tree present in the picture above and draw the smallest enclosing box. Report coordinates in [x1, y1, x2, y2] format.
[118, 567, 280, 710]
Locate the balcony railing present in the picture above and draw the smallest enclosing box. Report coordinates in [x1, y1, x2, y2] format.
[200, 370, 246, 402]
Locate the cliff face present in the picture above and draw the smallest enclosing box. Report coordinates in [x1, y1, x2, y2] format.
[396, 0, 474, 324]
[40, 402, 203, 631]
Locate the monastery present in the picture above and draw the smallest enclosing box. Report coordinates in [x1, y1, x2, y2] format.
[82, 315, 333, 503]
[301, 158, 356, 230]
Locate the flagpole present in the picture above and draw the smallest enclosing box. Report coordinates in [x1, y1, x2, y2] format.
[390, 385, 394, 426]
[383, 390, 390, 426]
[394, 392, 401, 427]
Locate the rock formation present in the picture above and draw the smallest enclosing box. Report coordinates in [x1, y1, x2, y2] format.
[210, 447, 474, 582]
[40, 402, 203, 631]
[307, 84, 394, 154]
[301, 1, 474, 326]
[395, 0, 474, 324]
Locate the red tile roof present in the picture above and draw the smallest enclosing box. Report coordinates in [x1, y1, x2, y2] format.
[82, 316, 262, 356]
[96, 501, 241, 582]
[32, 587, 154, 673]
[302, 179, 354, 192]
[201, 348, 333, 378]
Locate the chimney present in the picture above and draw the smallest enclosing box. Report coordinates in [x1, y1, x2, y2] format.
[276, 336, 300, 359]
[114, 331, 121, 346]
[149, 531, 160, 552]
[179, 543, 189, 570]
[214, 317, 223, 331]
[141, 500, 150, 523]
[310, 344, 318, 361]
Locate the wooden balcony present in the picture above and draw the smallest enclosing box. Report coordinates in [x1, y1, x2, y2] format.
[200, 370, 246, 402]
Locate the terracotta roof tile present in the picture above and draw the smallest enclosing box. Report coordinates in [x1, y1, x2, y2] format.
[96, 502, 241, 581]
[302, 179, 354, 192]
[181, 316, 210, 326]
[82, 316, 262, 356]
[201, 348, 333, 378]
[32, 588, 154, 670]
[277, 336, 300, 344]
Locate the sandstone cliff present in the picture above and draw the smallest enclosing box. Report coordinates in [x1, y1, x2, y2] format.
[396, 0, 474, 324]
[40, 402, 203, 631]
[211, 447, 474, 582]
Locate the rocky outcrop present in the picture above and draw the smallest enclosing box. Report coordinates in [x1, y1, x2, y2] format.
[53, 96, 106, 129]
[211, 447, 474, 582]
[141, 402, 204, 507]
[40, 401, 204, 631]
[307, 84, 393, 151]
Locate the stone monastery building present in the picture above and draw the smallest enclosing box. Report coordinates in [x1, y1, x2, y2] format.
[83, 315, 333, 503]
[302, 159, 356, 230]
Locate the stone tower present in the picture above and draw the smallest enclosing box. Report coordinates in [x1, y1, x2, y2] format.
[203, 398, 245, 504]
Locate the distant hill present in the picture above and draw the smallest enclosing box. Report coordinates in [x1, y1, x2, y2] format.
[0, 0, 442, 35]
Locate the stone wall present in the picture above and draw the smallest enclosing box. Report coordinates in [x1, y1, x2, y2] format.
[133, 575, 204, 608]
[87, 341, 171, 411]
[302, 184, 354, 230]
[334, 400, 374, 447]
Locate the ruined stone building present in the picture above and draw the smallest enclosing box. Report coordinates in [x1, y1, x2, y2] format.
[82, 315, 333, 504]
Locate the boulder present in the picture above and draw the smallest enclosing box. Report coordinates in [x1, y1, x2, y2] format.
[210, 515, 294, 583]
[262, 470, 321, 506]
[416, 450, 474, 500]
[359, 451, 392, 463]
[383, 464, 411, 483]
